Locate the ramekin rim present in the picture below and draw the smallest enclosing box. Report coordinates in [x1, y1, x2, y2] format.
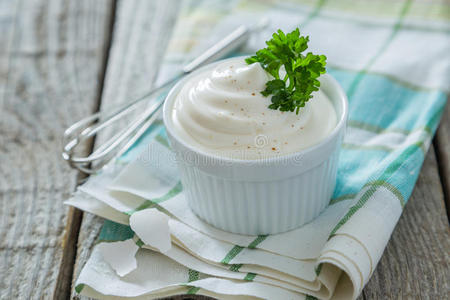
[163, 56, 348, 166]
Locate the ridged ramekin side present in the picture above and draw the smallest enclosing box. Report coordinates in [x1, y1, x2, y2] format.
[177, 149, 339, 235]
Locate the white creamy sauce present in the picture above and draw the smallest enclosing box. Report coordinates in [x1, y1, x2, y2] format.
[171, 58, 337, 159]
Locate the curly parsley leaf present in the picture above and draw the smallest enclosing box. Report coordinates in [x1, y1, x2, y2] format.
[245, 28, 327, 114]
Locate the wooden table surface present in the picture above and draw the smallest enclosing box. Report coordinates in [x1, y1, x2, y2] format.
[1, 1, 449, 299]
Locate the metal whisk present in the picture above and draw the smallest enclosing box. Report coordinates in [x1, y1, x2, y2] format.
[62, 19, 268, 174]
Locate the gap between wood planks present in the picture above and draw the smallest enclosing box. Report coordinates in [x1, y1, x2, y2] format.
[53, 1, 118, 299]
[434, 97, 450, 222]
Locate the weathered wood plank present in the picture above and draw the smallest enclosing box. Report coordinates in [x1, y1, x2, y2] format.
[0, 0, 114, 299]
[361, 146, 450, 299]
[53, 1, 117, 298]
[435, 99, 450, 219]
[71, 0, 180, 298]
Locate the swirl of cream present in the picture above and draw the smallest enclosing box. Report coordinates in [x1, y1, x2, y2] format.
[171, 58, 336, 159]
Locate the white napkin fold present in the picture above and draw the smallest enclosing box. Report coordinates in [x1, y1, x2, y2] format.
[67, 137, 388, 299]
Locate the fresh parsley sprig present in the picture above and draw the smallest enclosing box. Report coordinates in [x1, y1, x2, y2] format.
[246, 28, 327, 114]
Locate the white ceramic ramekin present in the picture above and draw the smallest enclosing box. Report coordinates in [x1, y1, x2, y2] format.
[163, 58, 348, 235]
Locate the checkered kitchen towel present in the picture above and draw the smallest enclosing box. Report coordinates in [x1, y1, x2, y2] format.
[67, 0, 449, 299]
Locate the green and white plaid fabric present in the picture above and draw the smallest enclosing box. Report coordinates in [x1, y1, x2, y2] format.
[67, 0, 449, 299]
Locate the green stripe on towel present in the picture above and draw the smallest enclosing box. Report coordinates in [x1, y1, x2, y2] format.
[346, 0, 413, 98]
[126, 182, 183, 215]
[186, 286, 200, 295]
[222, 235, 268, 265]
[300, 0, 328, 27]
[74, 284, 85, 294]
[330, 144, 416, 237]
[315, 264, 323, 276]
[229, 264, 243, 272]
[244, 272, 257, 281]
[188, 269, 200, 282]
[221, 246, 244, 264]
[347, 120, 411, 135]
[248, 235, 268, 249]
[329, 194, 356, 205]
[135, 238, 144, 248]
[98, 220, 134, 242]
